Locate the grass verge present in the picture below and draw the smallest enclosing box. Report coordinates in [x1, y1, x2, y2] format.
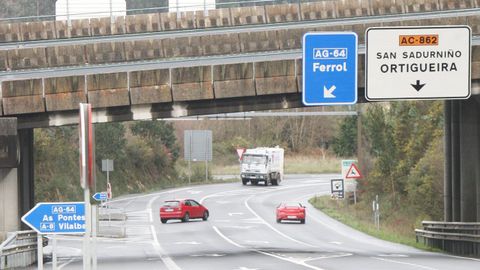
[308, 195, 440, 252]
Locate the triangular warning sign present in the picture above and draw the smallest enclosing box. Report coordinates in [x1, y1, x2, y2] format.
[236, 148, 246, 160]
[345, 163, 362, 179]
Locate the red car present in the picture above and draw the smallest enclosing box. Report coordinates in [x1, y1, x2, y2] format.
[160, 199, 209, 224]
[276, 202, 306, 224]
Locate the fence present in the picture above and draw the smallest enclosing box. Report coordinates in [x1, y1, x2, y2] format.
[415, 221, 480, 257]
[0, 230, 46, 269]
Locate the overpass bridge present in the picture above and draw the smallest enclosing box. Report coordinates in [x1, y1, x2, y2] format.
[0, 0, 480, 242]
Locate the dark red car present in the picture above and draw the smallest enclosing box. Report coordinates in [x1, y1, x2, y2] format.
[160, 199, 209, 224]
[276, 202, 306, 224]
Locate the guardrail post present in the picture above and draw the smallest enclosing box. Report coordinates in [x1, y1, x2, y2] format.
[37, 234, 43, 270]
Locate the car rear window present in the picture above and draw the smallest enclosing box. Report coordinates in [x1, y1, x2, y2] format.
[163, 201, 179, 207]
[284, 202, 301, 207]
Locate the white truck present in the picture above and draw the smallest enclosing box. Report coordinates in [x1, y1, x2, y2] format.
[240, 147, 284, 186]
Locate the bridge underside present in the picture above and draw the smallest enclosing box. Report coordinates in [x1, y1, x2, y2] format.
[444, 97, 480, 222]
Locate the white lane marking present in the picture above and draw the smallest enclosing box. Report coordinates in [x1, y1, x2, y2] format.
[378, 254, 409, 258]
[228, 212, 244, 216]
[441, 253, 480, 262]
[150, 225, 182, 270]
[190, 253, 226, 257]
[371, 256, 439, 270]
[187, 190, 203, 194]
[58, 258, 75, 270]
[215, 200, 232, 204]
[244, 195, 317, 248]
[148, 194, 182, 270]
[222, 225, 257, 230]
[174, 241, 201, 245]
[234, 267, 260, 270]
[245, 240, 270, 244]
[304, 253, 353, 262]
[107, 187, 193, 204]
[213, 226, 244, 248]
[328, 241, 342, 245]
[213, 226, 325, 270]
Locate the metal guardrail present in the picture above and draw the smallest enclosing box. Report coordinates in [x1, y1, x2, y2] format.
[415, 221, 480, 257]
[0, 230, 46, 269]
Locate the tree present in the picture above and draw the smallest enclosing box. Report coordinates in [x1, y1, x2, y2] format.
[94, 122, 127, 165]
[332, 116, 357, 157]
[130, 121, 180, 161]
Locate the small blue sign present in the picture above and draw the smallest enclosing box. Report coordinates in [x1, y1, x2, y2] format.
[21, 202, 85, 234]
[303, 32, 358, 106]
[93, 192, 108, 201]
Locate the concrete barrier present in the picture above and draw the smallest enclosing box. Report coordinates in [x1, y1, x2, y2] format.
[201, 34, 241, 55]
[87, 73, 129, 108]
[403, 0, 441, 12]
[239, 31, 279, 53]
[336, 0, 371, 17]
[130, 70, 172, 104]
[1, 80, 45, 115]
[0, 23, 21, 42]
[467, 16, 480, 36]
[265, 4, 300, 23]
[7, 48, 47, 70]
[125, 40, 164, 61]
[401, 17, 467, 27]
[296, 59, 302, 93]
[70, 19, 91, 38]
[171, 66, 213, 101]
[90, 17, 112, 36]
[0, 51, 7, 71]
[255, 60, 297, 95]
[438, 0, 477, 9]
[160, 11, 196, 30]
[162, 36, 203, 58]
[112, 16, 126, 35]
[44, 76, 86, 111]
[55, 20, 70, 39]
[195, 8, 232, 28]
[47, 45, 85, 67]
[86, 42, 126, 64]
[276, 29, 305, 50]
[300, 1, 337, 20]
[20, 21, 56, 41]
[126, 13, 161, 34]
[231, 6, 266, 26]
[213, 63, 255, 98]
[370, 0, 406, 15]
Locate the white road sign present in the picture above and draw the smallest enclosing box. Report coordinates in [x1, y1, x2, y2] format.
[366, 26, 471, 101]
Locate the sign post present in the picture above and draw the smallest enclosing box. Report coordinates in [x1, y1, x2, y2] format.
[330, 179, 345, 199]
[366, 26, 471, 101]
[303, 32, 358, 106]
[22, 201, 87, 270]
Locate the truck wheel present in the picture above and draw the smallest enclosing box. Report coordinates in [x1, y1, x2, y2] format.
[242, 178, 248, 185]
[252, 180, 258, 185]
[272, 179, 278, 186]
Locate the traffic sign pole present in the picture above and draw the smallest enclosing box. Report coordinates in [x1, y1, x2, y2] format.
[83, 188, 91, 270]
[37, 234, 43, 270]
[52, 235, 57, 270]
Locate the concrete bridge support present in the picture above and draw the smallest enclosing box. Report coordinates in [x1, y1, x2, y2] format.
[444, 97, 480, 222]
[0, 118, 34, 242]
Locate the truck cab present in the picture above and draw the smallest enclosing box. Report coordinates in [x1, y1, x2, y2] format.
[240, 147, 284, 186]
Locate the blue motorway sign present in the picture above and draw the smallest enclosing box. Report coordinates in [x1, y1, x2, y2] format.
[21, 202, 85, 234]
[93, 192, 107, 201]
[303, 32, 358, 105]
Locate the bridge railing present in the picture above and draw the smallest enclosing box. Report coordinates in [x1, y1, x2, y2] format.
[0, 230, 46, 269]
[415, 221, 480, 257]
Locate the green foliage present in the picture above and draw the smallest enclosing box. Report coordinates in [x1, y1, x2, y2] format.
[131, 121, 180, 161]
[332, 116, 357, 157]
[361, 101, 444, 217]
[95, 122, 127, 164]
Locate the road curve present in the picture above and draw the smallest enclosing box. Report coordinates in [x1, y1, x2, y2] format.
[38, 174, 480, 270]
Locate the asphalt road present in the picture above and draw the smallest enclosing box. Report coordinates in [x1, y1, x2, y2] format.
[39, 174, 480, 270]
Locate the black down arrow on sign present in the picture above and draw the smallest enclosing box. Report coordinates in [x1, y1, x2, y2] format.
[411, 80, 426, 91]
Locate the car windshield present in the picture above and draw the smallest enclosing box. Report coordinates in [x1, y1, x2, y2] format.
[163, 201, 179, 207]
[242, 154, 267, 165]
[283, 202, 301, 208]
